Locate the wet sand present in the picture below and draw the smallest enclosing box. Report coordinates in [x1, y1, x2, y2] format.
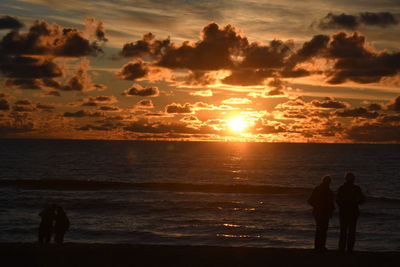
[1, 243, 399, 267]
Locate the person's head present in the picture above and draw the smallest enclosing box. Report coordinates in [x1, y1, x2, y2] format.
[322, 175, 331, 185]
[344, 172, 355, 184]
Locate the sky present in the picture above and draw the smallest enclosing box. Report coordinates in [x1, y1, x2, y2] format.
[0, 0, 400, 142]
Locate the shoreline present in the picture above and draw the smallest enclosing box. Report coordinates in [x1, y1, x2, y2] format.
[1, 243, 399, 267]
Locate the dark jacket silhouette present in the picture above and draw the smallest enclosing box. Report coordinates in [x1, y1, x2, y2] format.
[54, 206, 70, 244]
[308, 176, 335, 250]
[38, 206, 55, 244]
[336, 173, 365, 253]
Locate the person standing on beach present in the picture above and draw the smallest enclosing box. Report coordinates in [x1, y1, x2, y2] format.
[54, 205, 70, 244]
[336, 172, 365, 253]
[308, 175, 335, 251]
[38, 205, 55, 244]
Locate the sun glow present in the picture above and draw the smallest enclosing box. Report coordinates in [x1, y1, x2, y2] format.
[228, 117, 247, 132]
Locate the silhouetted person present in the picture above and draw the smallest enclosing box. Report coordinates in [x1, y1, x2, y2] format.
[38, 205, 55, 244]
[336, 172, 365, 253]
[308, 175, 335, 251]
[54, 205, 70, 244]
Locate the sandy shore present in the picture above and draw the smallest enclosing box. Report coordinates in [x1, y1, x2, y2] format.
[1, 243, 399, 267]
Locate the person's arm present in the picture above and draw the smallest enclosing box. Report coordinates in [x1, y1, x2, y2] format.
[308, 188, 316, 207]
[357, 186, 366, 205]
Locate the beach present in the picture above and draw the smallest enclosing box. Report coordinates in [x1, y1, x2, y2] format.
[1, 243, 399, 267]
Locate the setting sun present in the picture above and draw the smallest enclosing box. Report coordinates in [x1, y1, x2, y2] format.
[228, 117, 247, 132]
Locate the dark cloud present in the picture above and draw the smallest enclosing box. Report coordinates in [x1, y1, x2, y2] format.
[0, 121, 34, 136]
[359, 12, 398, 27]
[222, 69, 273, 86]
[266, 78, 286, 96]
[158, 23, 248, 70]
[378, 114, 400, 123]
[82, 95, 117, 106]
[13, 105, 36, 112]
[311, 97, 347, 109]
[0, 16, 24, 30]
[182, 71, 217, 86]
[14, 99, 31, 105]
[36, 103, 55, 112]
[117, 59, 149, 81]
[98, 106, 119, 111]
[0, 99, 10, 111]
[165, 103, 193, 114]
[367, 103, 383, 111]
[347, 123, 400, 142]
[0, 20, 102, 57]
[120, 32, 170, 58]
[252, 118, 287, 134]
[63, 110, 103, 118]
[123, 84, 159, 97]
[241, 40, 292, 69]
[123, 118, 218, 135]
[1, 56, 63, 80]
[136, 99, 154, 109]
[318, 13, 359, 30]
[388, 96, 400, 111]
[0, 19, 105, 91]
[325, 32, 400, 84]
[336, 107, 379, 118]
[317, 12, 398, 30]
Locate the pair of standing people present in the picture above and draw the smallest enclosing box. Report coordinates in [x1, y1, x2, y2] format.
[308, 172, 365, 253]
[38, 205, 70, 244]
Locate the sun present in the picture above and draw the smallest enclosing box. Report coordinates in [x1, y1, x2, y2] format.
[228, 117, 247, 132]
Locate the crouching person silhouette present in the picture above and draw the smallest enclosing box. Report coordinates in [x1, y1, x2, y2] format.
[308, 175, 335, 251]
[336, 172, 365, 254]
[54, 205, 70, 244]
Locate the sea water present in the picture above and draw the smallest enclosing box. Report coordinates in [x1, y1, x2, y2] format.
[0, 139, 399, 251]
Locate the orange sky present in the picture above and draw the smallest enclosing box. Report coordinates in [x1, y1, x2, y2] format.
[1, 0, 400, 142]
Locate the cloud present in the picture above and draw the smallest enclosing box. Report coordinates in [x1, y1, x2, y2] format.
[117, 59, 149, 80]
[60, 59, 106, 91]
[123, 118, 218, 135]
[317, 12, 399, 30]
[0, 18, 106, 91]
[325, 32, 400, 84]
[221, 98, 252, 105]
[318, 13, 359, 30]
[82, 95, 118, 106]
[190, 89, 213, 97]
[43, 91, 61, 97]
[0, 20, 103, 57]
[360, 12, 399, 27]
[117, 22, 400, 87]
[98, 106, 120, 112]
[135, 99, 154, 109]
[123, 84, 159, 97]
[36, 103, 55, 112]
[311, 97, 348, 109]
[367, 103, 383, 111]
[158, 23, 248, 71]
[336, 107, 379, 118]
[388, 96, 400, 111]
[120, 32, 170, 58]
[63, 110, 103, 117]
[0, 99, 10, 111]
[85, 17, 108, 42]
[165, 103, 193, 114]
[0, 16, 24, 30]
[346, 122, 400, 142]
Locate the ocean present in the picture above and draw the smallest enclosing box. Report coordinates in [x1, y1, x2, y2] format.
[0, 139, 399, 251]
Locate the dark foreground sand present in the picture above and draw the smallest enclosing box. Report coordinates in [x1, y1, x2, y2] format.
[1, 243, 399, 267]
